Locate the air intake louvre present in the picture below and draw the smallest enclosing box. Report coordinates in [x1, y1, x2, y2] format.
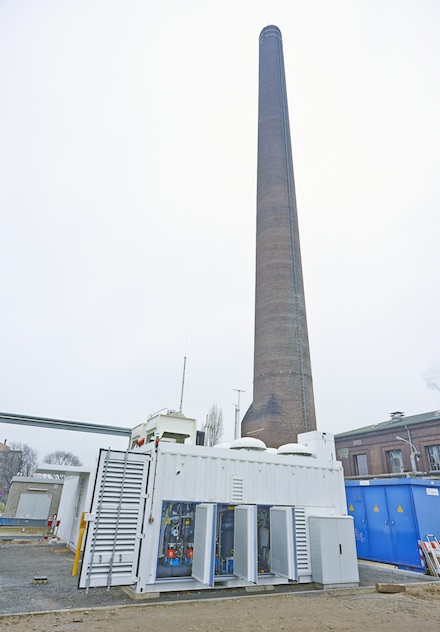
[79, 450, 149, 589]
[231, 476, 244, 502]
[294, 506, 310, 575]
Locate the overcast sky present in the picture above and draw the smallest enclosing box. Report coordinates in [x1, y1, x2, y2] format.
[1, 0, 439, 467]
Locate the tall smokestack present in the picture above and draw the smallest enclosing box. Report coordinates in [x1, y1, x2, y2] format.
[241, 25, 317, 448]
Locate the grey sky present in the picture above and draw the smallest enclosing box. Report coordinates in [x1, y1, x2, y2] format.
[1, 1, 439, 466]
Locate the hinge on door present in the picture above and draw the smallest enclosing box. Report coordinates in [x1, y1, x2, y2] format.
[136, 533, 146, 539]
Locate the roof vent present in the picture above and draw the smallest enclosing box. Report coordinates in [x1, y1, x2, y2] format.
[390, 411, 405, 420]
[277, 443, 315, 457]
[229, 437, 267, 451]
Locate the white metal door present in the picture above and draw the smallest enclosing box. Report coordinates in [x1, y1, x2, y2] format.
[79, 449, 150, 589]
[270, 506, 297, 580]
[192, 503, 216, 586]
[234, 505, 257, 583]
[16, 493, 52, 519]
[336, 517, 359, 583]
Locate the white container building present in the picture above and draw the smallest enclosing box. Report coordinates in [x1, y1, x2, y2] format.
[78, 425, 359, 594]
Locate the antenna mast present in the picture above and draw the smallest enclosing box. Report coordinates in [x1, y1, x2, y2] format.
[179, 356, 187, 413]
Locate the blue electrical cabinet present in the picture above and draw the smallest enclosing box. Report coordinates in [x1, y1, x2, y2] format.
[345, 478, 440, 571]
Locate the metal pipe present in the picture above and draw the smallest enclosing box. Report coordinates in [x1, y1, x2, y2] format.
[396, 435, 420, 473]
[0, 412, 131, 437]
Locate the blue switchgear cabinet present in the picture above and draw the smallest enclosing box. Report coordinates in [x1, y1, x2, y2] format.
[345, 478, 440, 571]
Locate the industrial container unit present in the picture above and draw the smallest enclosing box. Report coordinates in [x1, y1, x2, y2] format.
[345, 478, 440, 571]
[78, 430, 359, 594]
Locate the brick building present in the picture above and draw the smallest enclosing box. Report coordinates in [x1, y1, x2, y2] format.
[335, 411, 440, 477]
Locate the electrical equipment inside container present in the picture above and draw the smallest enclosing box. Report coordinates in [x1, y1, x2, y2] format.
[216, 504, 235, 575]
[156, 501, 197, 578]
[257, 505, 271, 573]
[156, 501, 273, 580]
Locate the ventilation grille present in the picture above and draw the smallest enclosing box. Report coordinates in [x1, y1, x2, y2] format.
[79, 451, 148, 589]
[231, 476, 244, 502]
[295, 506, 310, 575]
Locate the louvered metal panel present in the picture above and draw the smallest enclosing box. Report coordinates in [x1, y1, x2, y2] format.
[231, 476, 244, 502]
[294, 506, 310, 576]
[79, 449, 150, 589]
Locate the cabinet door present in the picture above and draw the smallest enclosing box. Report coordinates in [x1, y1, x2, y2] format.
[309, 517, 340, 583]
[234, 505, 257, 583]
[336, 517, 359, 583]
[192, 504, 216, 586]
[363, 486, 394, 563]
[270, 506, 297, 580]
[386, 486, 419, 568]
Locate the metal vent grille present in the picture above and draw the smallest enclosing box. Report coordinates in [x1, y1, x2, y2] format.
[79, 450, 149, 589]
[294, 506, 310, 575]
[231, 476, 244, 502]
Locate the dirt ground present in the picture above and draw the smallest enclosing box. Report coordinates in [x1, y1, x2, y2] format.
[1, 584, 440, 632]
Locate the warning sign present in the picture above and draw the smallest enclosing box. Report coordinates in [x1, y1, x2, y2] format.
[373, 505, 379, 512]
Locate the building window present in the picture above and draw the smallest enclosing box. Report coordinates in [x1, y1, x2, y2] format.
[427, 445, 440, 471]
[354, 453, 368, 476]
[386, 449, 404, 473]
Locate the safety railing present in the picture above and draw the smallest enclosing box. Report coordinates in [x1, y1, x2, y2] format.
[0, 516, 60, 541]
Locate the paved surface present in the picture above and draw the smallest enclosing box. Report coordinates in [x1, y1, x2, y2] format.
[0, 541, 438, 616]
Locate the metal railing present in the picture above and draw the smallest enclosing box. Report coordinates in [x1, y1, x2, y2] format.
[0, 517, 60, 540]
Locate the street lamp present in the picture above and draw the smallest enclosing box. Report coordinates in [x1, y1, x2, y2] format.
[396, 435, 420, 473]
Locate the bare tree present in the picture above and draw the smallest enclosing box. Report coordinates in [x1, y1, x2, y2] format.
[42, 451, 83, 478]
[8, 442, 39, 478]
[203, 404, 224, 446]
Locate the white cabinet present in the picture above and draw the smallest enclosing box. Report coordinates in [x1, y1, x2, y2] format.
[309, 516, 359, 586]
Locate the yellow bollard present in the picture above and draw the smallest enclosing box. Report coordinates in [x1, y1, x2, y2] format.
[72, 512, 87, 576]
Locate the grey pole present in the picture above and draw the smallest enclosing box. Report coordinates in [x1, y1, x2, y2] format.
[233, 389, 245, 440]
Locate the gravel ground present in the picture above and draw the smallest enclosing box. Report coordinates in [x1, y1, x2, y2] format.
[0, 541, 438, 617]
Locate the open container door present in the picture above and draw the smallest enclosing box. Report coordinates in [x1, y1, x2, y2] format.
[192, 503, 216, 586]
[234, 504, 257, 583]
[79, 449, 150, 590]
[270, 506, 297, 580]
